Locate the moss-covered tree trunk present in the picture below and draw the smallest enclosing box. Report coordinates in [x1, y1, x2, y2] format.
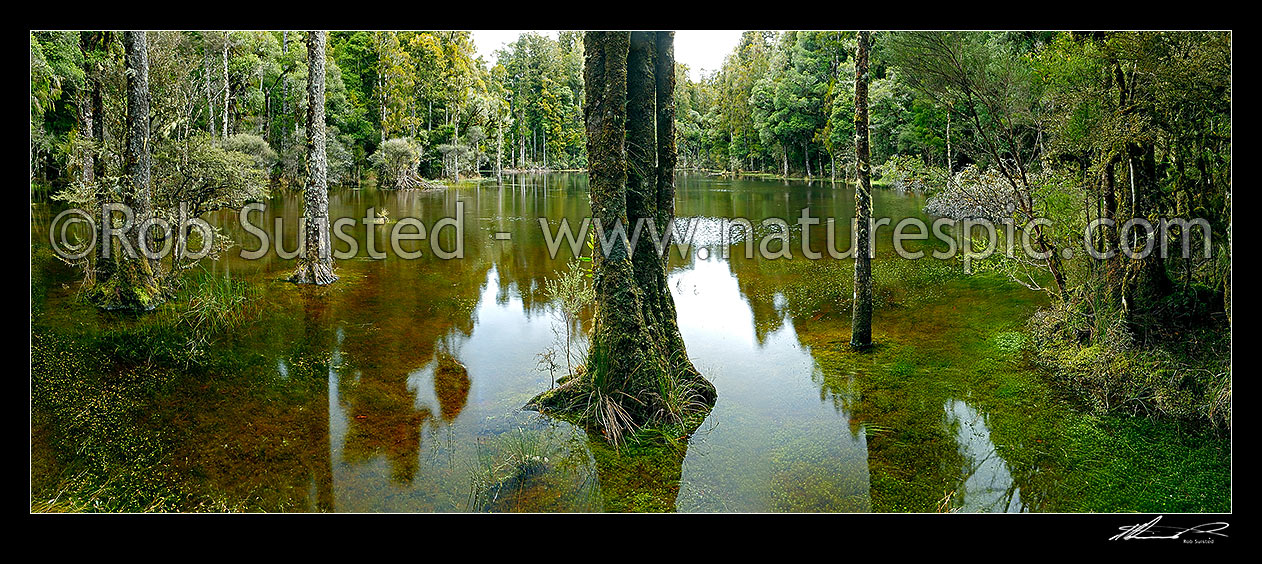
[580, 30, 659, 422]
[529, 31, 715, 443]
[1124, 140, 1172, 304]
[91, 30, 163, 311]
[651, 32, 703, 379]
[850, 31, 873, 349]
[290, 31, 338, 285]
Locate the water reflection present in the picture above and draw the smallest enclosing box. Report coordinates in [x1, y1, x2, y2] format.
[671, 253, 870, 512]
[31, 172, 1042, 513]
[943, 399, 1023, 512]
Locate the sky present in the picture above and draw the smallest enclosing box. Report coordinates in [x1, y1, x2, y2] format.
[470, 30, 745, 81]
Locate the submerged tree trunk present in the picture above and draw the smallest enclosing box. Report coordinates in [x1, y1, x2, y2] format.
[290, 30, 337, 286]
[576, 31, 651, 419]
[850, 30, 873, 349]
[92, 30, 163, 311]
[528, 31, 715, 444]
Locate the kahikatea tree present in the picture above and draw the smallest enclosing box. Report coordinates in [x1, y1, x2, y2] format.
[290, 31, 338, 285]
[850, 30, 873, 349]
[89, 30, 164, 311]
[528, 31, 716, 446]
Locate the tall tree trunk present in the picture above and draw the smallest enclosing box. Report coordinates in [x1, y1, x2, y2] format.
[125, 31, 153, 247]
[850, 30, 874, 349]
[290, 30, 337, 285]
[582, 31, 652, 410]
[1101, 155, 1121, 309]
[453, 111, 460, 181]
[1125, 141, 1171, 302]
[528, 31, 715, 440]
[281, 31, 289, 172]
[92, 30, 162, 311]
[81, 32, 107, 284]
[804, 140, 810, 178]
[626, 31, 666, 351]
[496, 120, 503, 180]
[77, 33, 95, 186]
[653, 31, 708, 398]
[945, 111, 952, 183]
[222, 36, 230, 138]
[205, 32, 216, 137]
[91, 50, 105, 179]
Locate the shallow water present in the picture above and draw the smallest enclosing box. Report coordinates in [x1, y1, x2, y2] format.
[30, 173, 1226, 512]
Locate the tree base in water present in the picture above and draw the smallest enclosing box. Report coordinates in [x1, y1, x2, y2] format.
[526, 366, 716, 448]
[88, 264, 165, 312]
[289, 262, 338, 286]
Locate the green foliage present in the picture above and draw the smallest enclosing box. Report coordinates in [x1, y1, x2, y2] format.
[495, 31, 586, 169]
[219, 133, 278, 170]
[176, 267, 262, 338]
[154, 134, 269, 217]
[878, 154, 946, 193]
[1027, 297, 1230, 427]
[30, 31, 85, 123]
[369, 137, 424, 188]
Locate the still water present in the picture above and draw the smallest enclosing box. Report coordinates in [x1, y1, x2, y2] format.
[32, 173, 1056, 512]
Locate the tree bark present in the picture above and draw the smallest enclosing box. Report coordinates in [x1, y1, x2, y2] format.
[290, 30, 337, 285]
[280, 31, 289, 169]
[850, 31, 874, 349]
[496, 121, 503, 180]
[222, 37, 230, 137]
[91, 45, 105, 180]
[76, 32, 95, 186]
[804, 140, 810, 178]
[1126, 141, 1171, 301]
[92, 30, 162, 311]
[528, 31, 715, 439]
[205, 32, 216, 137]
[81, 32, 108, 284]
[945, 111, 952, 181]
[583, 31, 653, 409]
[653, 31, 706, 395]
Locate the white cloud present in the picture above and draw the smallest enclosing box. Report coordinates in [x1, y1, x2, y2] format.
[470, 30, 746, 81]
[675, 30, 745, 81]
[470, 30, 558, 64]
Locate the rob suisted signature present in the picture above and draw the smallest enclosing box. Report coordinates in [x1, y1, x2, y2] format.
[1109, 516, 1229, 542]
